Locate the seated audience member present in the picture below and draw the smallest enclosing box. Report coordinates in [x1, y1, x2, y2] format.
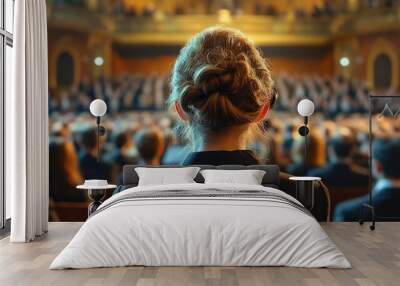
[334, 139, 400, 221]
[353, 132, 370, 169]
[52, 122, 72, 140]
[49, 138, 86, 202]
[161, 132, 190, 165]
[167, 27, 329, 221]
[78, 128, 112, 181]
[280, 123, 295, 166]
[108, 132, 138, 183]
[287, 132, 325, 176]
[135, 128, 165, 165]
[308, 135, 369, 187]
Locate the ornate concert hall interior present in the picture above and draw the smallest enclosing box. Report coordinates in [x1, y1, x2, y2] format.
[43, 0, 400, 222]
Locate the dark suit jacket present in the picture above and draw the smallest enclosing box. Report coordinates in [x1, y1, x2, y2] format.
[334, 186, 400, 221]
[308, 162, 369, 187]
[79, 151, 112, 181]
[286, 163, 313, 177]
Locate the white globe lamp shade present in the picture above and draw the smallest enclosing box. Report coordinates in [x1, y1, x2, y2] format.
[90, 99, 107, 117]
[297, 99, 315, 117]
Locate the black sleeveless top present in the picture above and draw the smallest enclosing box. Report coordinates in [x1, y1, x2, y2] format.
[182, 150, 259, 166]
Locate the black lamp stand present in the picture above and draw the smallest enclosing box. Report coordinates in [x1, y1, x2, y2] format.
[358, 94, 376, 230]
[298, 116, 310, 163]
[96, 116, 106, 163]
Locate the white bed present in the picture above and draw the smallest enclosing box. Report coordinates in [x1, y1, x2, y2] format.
[50, 183, 350, 269]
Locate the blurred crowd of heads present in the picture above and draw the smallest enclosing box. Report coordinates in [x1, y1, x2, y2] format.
[50, 73, 400, 119]
[49, 71, 400, 204]
[49, 74, 169, 115]
[48, 73, 400, 196]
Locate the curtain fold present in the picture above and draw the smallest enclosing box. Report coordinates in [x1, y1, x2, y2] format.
[9, 0, 49, 242]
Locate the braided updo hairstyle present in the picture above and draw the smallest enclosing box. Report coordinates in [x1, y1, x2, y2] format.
[168, 27, 275, 147]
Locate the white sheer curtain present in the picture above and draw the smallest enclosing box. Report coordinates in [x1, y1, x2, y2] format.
[8, 0, 49, 242]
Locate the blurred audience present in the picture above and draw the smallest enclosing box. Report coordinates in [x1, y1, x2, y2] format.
[308, 134, 369, 187]
[106, 132, 138, 183]
[49, 74, 169, 115]
[135, 128, 165, 165]
[49, 138, 85, 202]
[78, 128, 112, 181]
[161, 131, 190, 165]
[287, 131, 326, 176]
[48, 71, 400, 222]
[49, 74, 381, 120]
[334, 139, 400, 221]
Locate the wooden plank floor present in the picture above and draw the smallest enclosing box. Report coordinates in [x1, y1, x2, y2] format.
[0, 222, 399, 286]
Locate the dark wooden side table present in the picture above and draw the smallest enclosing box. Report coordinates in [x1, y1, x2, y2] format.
[289, 176, 321, 210]
[76, 184, 117, 216]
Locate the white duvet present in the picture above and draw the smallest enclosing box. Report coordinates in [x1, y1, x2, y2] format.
[50, 183, 351, 269]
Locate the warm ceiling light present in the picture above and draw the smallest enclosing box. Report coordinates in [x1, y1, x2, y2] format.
[340, 57, 350, 67]
[94, 56, 104, 66]
[218, 9, 231, 24]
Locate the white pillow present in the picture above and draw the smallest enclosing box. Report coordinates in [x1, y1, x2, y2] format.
[200, 169, 266, 185]
[135, 167, 201, 186]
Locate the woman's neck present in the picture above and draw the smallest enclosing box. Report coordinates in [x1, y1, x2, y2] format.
[195, 127, 249, 152]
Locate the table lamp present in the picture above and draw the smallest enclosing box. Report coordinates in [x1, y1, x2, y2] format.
[297, 99, 315, 162]
[289, 99, 320, 212]
[89, 99, 107, 162]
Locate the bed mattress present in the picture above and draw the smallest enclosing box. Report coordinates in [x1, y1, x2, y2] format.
[50, 183, 350, 269]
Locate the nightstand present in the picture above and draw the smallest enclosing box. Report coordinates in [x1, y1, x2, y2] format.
[289, 176, 321, 210]
[77, 184, 117, 216]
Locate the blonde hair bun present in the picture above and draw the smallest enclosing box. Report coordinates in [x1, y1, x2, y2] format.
[169, 26, 274, 136]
